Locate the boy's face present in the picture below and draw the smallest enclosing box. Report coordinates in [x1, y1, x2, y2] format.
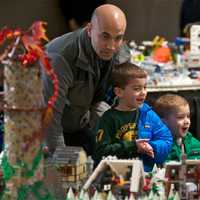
[165, 104, 190, 138]
[115, 78, 147, 110]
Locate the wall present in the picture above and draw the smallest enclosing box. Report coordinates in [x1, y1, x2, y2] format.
[0, 0, 67, 40]
[0, 0, 183, 43]
[107, 0, 183, 43]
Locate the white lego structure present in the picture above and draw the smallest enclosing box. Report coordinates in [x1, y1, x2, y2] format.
[83, 156, 145, 195]
[165, 158, 200, 200]
[183, 25, 200, 68]
[190, 25, 200, 54]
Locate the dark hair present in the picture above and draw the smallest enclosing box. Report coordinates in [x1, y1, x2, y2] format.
[154, 94, 189, 118]
[112, 62, 147, 89]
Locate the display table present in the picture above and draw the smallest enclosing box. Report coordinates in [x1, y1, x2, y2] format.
[147, 84, 200, 93]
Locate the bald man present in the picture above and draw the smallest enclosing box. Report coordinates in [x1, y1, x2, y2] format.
[43, 4, 130, 155]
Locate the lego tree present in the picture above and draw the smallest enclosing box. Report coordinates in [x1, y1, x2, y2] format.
[0, 21, 58, 199]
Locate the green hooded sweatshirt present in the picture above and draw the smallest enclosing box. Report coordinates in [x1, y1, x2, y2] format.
[167, 132, 200, 161]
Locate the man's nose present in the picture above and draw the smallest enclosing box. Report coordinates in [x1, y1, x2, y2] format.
[107, 39, 116, 50]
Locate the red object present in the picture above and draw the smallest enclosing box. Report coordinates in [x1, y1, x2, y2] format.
[143, 184, 150, 191]
[153, 47, 172, 63]
[43, 146, 49, 154]
[0, 170, 3, 177]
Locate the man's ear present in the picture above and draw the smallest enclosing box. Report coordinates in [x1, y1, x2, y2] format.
[86, 23, 92, 37]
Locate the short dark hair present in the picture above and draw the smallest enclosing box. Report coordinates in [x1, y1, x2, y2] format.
[154, 94, 189, 118]
[112, 62, 147, 89]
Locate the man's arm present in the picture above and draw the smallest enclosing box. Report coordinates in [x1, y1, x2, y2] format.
[42, 52, 73, 153]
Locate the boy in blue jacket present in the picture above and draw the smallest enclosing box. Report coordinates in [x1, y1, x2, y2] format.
[93, 62, 172, 171]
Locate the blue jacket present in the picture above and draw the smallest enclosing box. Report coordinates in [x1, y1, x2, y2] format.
[138, 103, 173, 171]
[94, 103, 173, 172]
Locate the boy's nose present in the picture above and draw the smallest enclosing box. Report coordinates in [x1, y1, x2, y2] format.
[140, 88, 147, 95]
[184, 118, 190, 125]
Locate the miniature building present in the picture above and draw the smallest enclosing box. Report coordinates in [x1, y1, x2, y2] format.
[52, 146, 88, 182]
[83, 157, 145, 198]
[165, 159, 200, 200]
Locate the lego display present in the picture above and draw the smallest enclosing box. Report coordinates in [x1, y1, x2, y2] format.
[46, 146, 91, 191]
[130, 30, 200, 93]
[79, 156, 200, 199]
[165, 158, 200, 200]
[0, 21, 200, 200]
[0, 22, 58, 199]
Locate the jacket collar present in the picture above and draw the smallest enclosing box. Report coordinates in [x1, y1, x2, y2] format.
[74, 28, 96, 74]
[139, 103, 152, 113]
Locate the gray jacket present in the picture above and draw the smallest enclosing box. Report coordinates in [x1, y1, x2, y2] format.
[42, 28, 130, 151]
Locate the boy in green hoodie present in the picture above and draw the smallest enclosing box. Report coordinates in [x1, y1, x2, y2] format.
[154, 94, 200, 161]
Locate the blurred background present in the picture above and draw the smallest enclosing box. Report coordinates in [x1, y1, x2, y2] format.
[0, 0, 190, 43]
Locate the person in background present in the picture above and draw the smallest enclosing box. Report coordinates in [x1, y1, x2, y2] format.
[180, 0, 200, 36]
[42, 4, 130, 156]
[93, 62, 172, 172]
[59, 0, 106, 31]
[154, 94, 200, 161]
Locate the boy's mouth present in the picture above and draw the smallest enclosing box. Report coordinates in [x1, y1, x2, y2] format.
[181, 127, 189, 133]
[136, 98, 145, 103]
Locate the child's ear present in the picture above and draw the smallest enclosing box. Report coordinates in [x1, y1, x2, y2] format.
[114, 87, 123, 98]
[161, 118, 168, 124]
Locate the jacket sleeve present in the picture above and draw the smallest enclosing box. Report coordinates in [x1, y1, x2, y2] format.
[93, 112, 137, 164]
[89, 101, 111, 129]
[148, 111, 173, 164]
[42, 52, 73, 153]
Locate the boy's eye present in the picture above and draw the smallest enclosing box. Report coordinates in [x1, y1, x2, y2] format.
[132, 86, 146, 91]
[177, 116, 184, 119]
[176, 115, 188, 119]
[134, 88, 141, 91]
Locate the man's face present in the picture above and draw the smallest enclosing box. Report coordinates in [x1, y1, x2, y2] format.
[116, 78, 147, 110]
[87, 18, 126, 60]
[165, 104, 191, 138]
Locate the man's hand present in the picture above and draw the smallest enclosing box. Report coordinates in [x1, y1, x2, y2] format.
[136, 139, 154, 158]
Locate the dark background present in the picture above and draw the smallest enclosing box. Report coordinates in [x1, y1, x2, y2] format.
[0, 0, 183, 43]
